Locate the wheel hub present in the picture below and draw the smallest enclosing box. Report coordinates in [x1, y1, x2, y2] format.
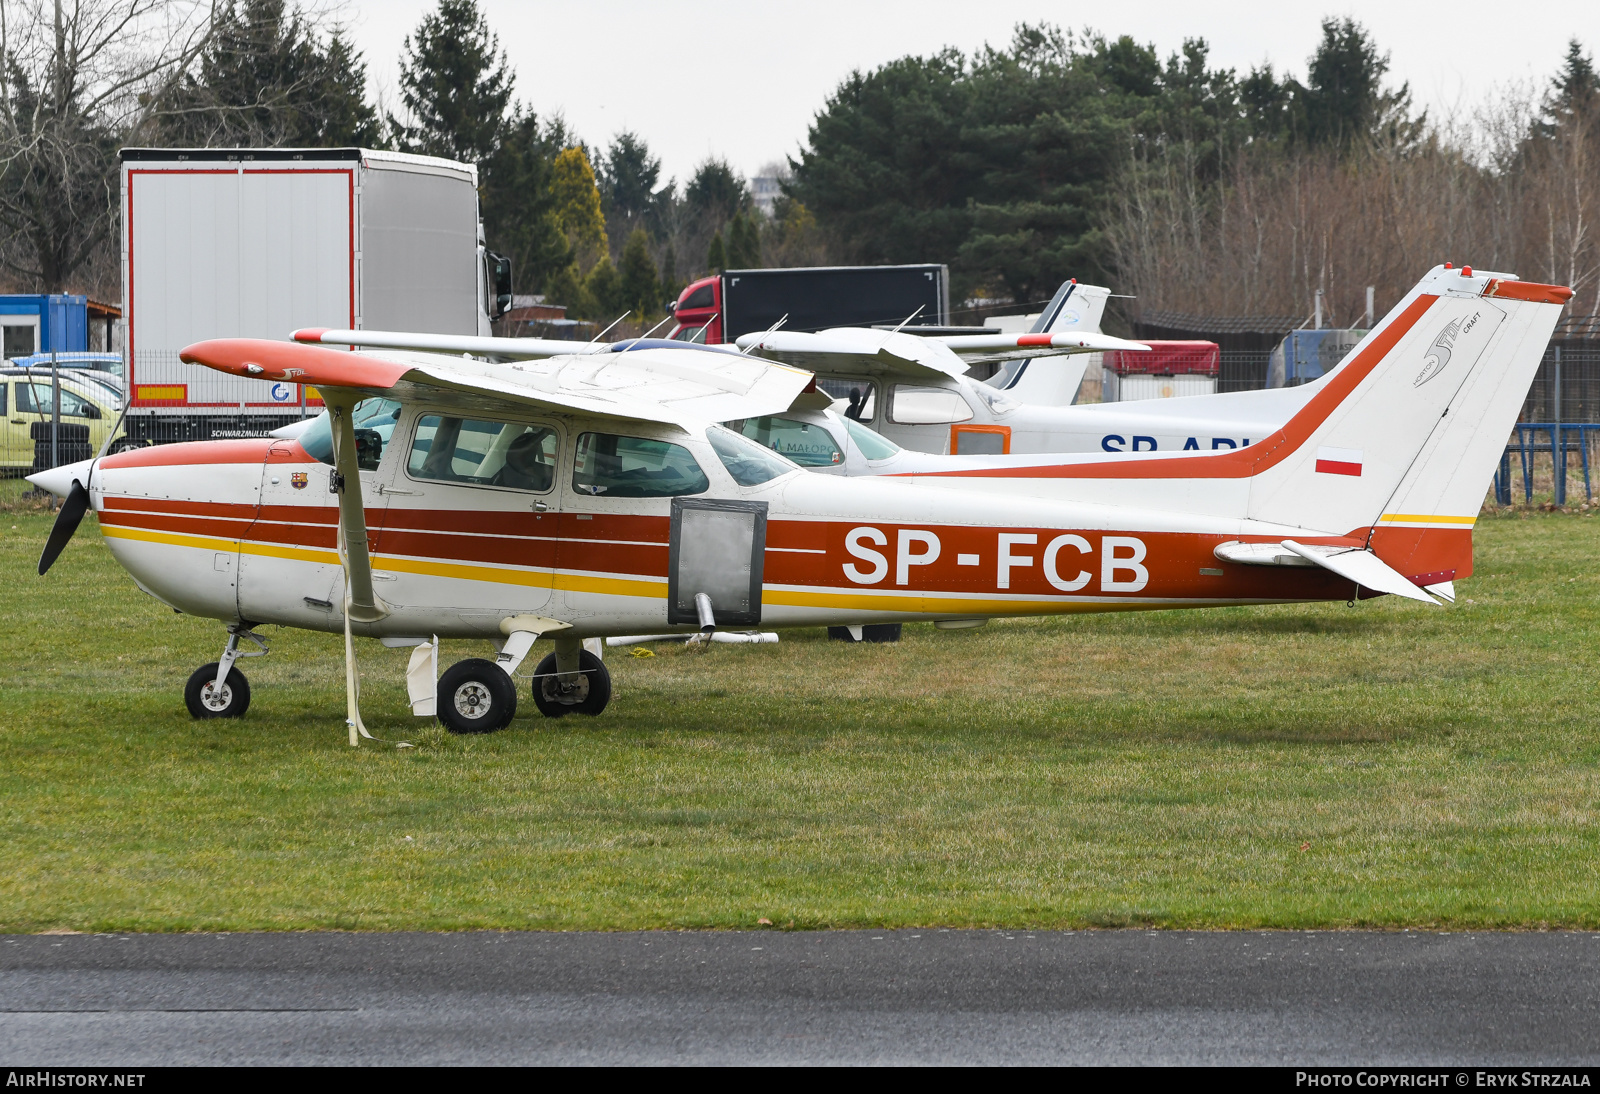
[199, 681, 233, 712]
[453, 681, 494, 719]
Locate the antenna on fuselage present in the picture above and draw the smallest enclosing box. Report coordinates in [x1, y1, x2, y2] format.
[739, 313, 788, 354]
[591, 311, 633, 342]
[615, 314, 676, 354]
[883, 305, 926, 342]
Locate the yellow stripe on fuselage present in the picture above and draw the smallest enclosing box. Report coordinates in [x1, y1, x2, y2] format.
[1377, 513, 1477, 526]
[101, 524, 666, 599]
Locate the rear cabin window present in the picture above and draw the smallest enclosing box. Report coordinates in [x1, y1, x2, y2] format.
[727, 415, 843, 467]
[409, 415, 558, 491]
[816, 378, 877, 422]
[706, 426, 799, 485]
[572, 433, 709, 498]
[888, 385, 975, 425]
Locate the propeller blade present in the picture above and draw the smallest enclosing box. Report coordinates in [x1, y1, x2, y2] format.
[38, 479, 90, 576]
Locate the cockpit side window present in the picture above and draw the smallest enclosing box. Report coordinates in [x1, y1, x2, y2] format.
[408, 415, 558, 491]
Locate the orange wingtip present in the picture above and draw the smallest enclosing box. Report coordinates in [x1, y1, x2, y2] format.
[1483, 280, 1574, 304]
[179, 338, 409, 390]
[291, 328, 331, 342]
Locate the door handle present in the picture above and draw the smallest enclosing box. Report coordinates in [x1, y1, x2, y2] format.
[532, 500, 550, 512]
[9, 419, 22, 425]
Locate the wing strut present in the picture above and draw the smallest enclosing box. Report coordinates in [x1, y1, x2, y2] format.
[325, 393, 389, 745]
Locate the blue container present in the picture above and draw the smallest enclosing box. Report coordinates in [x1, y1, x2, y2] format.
[0, 294, 89, 359]
[1266, 328, 1368, 387]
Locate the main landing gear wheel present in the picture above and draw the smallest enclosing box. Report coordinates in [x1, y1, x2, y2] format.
[437, 658, 518, 734]
[184, 663, 251, 719]
[530, 650, 611, 717]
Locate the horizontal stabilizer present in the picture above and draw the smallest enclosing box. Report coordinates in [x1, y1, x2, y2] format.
[935, 331, 1148, 354]
[1279, 540, 1439, 604]
[1423, 580, 1456, 604]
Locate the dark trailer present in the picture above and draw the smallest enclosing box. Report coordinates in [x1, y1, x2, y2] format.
[670, 264, 950, 344]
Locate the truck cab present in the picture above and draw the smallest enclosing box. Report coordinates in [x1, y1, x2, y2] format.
[668, 277, 720, 344]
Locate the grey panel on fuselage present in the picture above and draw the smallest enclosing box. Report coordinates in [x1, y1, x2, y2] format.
[668, 498, 767, 626]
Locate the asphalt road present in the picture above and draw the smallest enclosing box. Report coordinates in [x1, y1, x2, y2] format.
[3, 930, 1598, 1065]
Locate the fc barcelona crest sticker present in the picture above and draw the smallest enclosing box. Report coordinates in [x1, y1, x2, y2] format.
[290, 472, 308, 490]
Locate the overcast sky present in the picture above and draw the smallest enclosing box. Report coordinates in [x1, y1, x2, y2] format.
[339, 0, 1596, 184]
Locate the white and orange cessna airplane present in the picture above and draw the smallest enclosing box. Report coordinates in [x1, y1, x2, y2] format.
[30, 265, 1568, 743]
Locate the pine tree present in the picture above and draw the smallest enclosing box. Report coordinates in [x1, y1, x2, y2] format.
[727, 212, 761, 268]
[481, 109, 571, 296]
[1302, 17, 1408, 149]
[391, 0, 513, 162]
[619, 228, 661, 317]
[659, 243, 683, 305]
[706, 230, 726, 274]
[158, 0, 378, 146]
[551, 146, 609, 264]
[686, 159, 749, 222]
[599, 132, 664, 223]
[584, 256, 623, 321]
[1543, 38, 1600, 128]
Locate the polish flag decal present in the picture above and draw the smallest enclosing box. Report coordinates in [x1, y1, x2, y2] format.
[1315, 446, 1363, 477]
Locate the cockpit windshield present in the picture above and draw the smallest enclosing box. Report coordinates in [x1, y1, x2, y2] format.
[295, 398, 401, 469]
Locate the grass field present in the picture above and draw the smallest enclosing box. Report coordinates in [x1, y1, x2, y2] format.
[1, 501, 1597, 932]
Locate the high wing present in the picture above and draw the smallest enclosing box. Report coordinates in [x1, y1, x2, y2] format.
[183, 337, 814, 428]
[931, 330, 1149, 366]
[733, 326, 1147, 383]
[292, 326, 609, 360]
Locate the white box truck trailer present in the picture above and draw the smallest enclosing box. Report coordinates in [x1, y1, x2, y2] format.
[119, 147, 510, 442]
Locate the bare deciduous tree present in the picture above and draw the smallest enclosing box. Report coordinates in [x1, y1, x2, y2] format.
[1107, 82, 1600, 325]
[0, 0, 214, 294]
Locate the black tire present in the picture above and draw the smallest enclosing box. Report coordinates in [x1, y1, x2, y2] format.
[185, 662, 251, 719]
[827, 623, 902, 643]
[437, 657, 517, 734]
[530, 650, 611, 717]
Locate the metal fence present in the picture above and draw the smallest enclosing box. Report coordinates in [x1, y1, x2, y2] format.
[1218, 351, 1271, 394]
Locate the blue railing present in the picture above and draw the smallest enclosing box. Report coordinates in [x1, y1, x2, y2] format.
[1493, 424, 1599, 505]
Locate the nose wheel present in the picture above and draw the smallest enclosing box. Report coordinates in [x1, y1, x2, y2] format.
[437, 658, 518, 734]
[530, 650, 611, 717]
[185, 663, 252, 719]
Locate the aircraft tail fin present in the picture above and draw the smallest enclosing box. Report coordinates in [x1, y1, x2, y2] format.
[1031, 282, 1110, 336]
[1243, 265, 1569, 580]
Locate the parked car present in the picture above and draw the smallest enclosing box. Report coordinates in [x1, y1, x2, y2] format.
[1, 367, 131, 473]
